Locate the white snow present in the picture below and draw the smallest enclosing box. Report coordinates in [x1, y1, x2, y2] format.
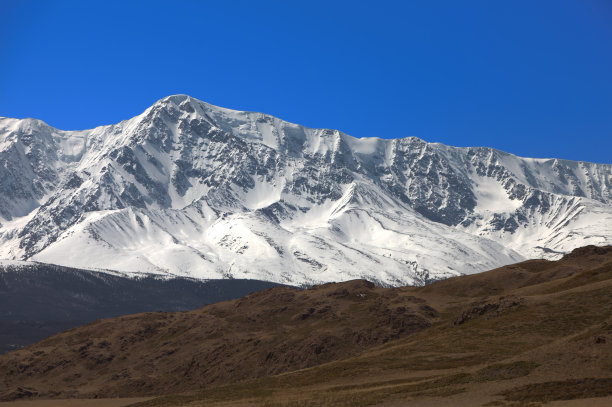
[1, 95, 611, 287]
[243, 178, 283, 210]
[344, 136, 383, 155]
[472, 173, 522, 213]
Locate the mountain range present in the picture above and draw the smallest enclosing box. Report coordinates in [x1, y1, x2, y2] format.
[1, 95, 611, 286]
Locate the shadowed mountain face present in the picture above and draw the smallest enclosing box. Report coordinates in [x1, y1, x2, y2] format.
[1, 95, 611, 286]
[0, 261, 282, 354]
[1, 245, 610, 405]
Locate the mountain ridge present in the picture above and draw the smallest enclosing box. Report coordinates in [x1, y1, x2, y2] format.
[0, 95, 611, 286]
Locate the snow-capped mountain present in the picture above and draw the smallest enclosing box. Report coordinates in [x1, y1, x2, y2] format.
[0, 95, 610, 286]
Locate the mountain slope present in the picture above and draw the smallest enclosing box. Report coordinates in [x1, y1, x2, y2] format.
[0, 261, 281, 354]
[0, 95, 611, 285]
[0, 245, 610, 405]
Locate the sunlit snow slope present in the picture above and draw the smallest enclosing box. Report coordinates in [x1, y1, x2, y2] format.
[0, 95, 610, 286]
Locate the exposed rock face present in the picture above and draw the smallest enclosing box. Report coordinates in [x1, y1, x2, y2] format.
[0, 95, 611, 285]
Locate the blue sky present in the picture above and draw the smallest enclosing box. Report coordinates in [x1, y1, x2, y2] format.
[1, 0, 611, 163]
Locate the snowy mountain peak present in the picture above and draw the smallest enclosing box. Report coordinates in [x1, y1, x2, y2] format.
[0, 95, 611, 286]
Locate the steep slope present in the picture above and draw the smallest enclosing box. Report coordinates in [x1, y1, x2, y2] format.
[0, 95, 611, 285]
[0, 245, 610, 405]
[0, 261, 281, 354]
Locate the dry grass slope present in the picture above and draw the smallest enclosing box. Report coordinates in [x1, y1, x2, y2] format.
[1, 245, 611, 406]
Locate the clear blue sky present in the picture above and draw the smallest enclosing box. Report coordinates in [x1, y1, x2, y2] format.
[1, 0, 611, 163]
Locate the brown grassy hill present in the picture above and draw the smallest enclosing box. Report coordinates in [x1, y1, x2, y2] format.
[1, 245, 611, 406]
[0, 280, 436, 399]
